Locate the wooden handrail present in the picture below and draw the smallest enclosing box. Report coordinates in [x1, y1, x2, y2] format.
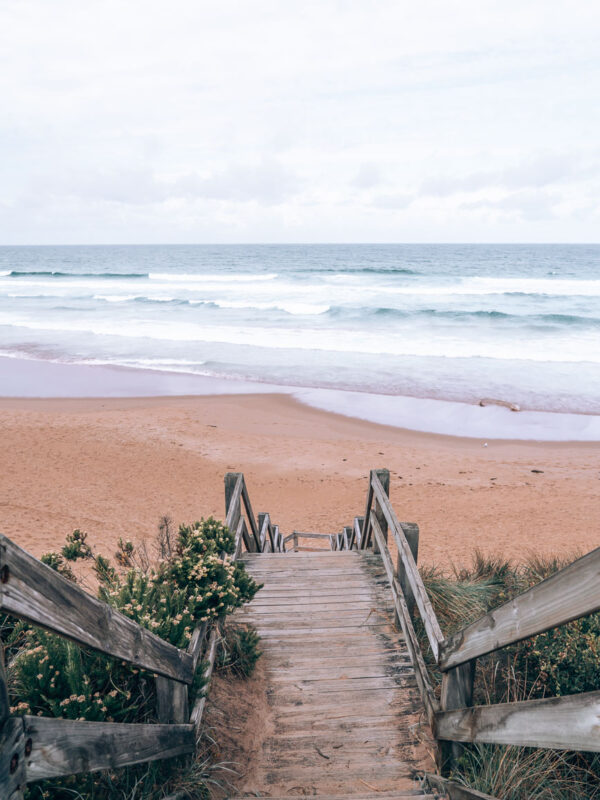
[23, 717, 194, 781]
[241, 481, 261, 550]
[370, 513, 440, 729]
[225, 473, 244, 532]
[440, 546, 600, 671]
[435, 689, 600, 752]
[369, 474, 445, 662]
[0, 535, 194, 683]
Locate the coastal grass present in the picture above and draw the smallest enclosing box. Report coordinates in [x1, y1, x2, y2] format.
[419, 551, 600, 799]
[3, 520, 262, 800]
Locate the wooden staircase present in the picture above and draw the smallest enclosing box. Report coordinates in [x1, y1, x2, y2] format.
[231, 550, 438, 798]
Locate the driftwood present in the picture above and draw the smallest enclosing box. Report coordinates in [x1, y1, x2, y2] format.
[479, 397, 520, 412]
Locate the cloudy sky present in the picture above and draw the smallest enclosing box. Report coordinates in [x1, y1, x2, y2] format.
[1, 0, 599, 243]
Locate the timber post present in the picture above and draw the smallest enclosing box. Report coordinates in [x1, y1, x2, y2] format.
[397, 522, 419, 621]
[371, 468, 390, 553]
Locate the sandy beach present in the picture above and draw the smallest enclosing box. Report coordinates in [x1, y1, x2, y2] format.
[1, 391, 598, 567]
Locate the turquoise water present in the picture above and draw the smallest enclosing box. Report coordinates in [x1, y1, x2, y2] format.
[1, 244, 599, 415]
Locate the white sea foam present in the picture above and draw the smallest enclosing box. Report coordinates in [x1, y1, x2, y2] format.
[93, 294, 139, 303]
[3, 313, 600, 364]
[148, 272, 278, 282]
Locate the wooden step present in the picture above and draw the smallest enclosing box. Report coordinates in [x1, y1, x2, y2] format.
[231, 549, 434, 797]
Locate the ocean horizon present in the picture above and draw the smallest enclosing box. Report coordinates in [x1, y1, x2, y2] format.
[1, 242, 599, 440]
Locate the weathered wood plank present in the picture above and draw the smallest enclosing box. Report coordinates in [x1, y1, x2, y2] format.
[397, 522, 419, 619]
[372, 468, 390, 554]
[439, 660, 476, 774]
[435, 689, 600, 751]
[360, 476, 374, 549]
[0, 536, 193, 683]
[189, 624, 219, 737]
[268, 664, 414, 682]
[232, 515, 245, 559]
[224, 472, 243, 533]
[370, 476, 445, 661]
[0, 718, 26, 799]
[0, 647, 10, 725]
[351, 515, 364, 550]
[156, 677, 189, 724]
[241, 481, 261, 550]
[23, 717, 194, 781]
[370, 515, 440, 729]
[440, 546, 600, 671]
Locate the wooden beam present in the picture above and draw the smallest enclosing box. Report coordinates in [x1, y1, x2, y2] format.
[370, 514, 440, 730]
[397, 523, 419, 619]
[0, 536, 193, 683]
[189, 625, 219, 738]
[23, 717, 194, 782]
[241, 480, 261, 551]
[439, 660, 476, 774]
[343, 526, 352, 550]
[0, 647, 9, 725]
[370, 476, 445, 662]
[0, 718, 25, 799]
[351, 516, 363, 550]
[440, 546, 600, 671]
[435, 689, 600, 751]
[233, 516, 245, 559]
[360, 478, 374, 549]
[372, 468, 389, 554]
[224, 473, 243, 535]
[156, 677, 189, 724]
[258, 513, 271, 553]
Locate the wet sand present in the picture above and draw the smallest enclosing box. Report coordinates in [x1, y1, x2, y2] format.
[0, 393, 598, 567]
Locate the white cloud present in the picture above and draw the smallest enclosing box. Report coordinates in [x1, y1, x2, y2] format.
[1, 0, 599, 242]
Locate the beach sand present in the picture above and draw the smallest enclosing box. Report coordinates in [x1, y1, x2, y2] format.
[0, 393, 598, 567]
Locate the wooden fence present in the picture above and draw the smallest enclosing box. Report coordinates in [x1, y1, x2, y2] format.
[341, 468, 600, 777]
[0, 473, 275, 798]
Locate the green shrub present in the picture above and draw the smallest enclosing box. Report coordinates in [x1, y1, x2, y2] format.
[217, 623, 262, 678]
[3, 517, 261, 799]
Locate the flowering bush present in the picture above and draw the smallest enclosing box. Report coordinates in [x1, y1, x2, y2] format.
[2, 518, 261, 798]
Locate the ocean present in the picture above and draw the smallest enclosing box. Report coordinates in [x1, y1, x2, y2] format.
[1, 243, 599, 439]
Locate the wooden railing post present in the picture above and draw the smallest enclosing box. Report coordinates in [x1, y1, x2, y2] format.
[397, 523, 419, 619]
[371, 469, 389, 554]
[156, 678, 189, 724]
[439, 660, 476, 775]
[0, 646, 25, 799]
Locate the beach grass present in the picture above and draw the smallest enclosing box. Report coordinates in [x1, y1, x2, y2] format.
[419, 551, 600, 799]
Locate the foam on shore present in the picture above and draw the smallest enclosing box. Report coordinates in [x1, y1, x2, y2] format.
[2, 355, 599, 442]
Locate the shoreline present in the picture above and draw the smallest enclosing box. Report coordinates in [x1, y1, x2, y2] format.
[2, 354, 600, 442]
[1, 391, 598, 567]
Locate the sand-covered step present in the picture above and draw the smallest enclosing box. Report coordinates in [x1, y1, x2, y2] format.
[232, 550, 431, 798]
[240, 614, 394, 630]
[228, 793, 435, 800]
[261, 763, 424, 789]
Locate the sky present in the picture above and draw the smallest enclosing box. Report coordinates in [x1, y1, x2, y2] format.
[1, 0, 600, 244]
